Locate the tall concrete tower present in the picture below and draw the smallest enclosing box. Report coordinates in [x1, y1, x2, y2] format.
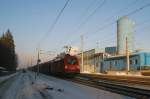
[117, 16, 134, 55]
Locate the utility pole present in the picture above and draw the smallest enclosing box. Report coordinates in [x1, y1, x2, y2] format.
[30, 57, 32, 67]
[81, 35, 84, 72]
[36, 48, 41, 78]
[86, 53, 88, 72]
[37, 50, 40, 76]
[126, 37, 130, 74]
[95, 41, 100, 73]
[35, 49, 39, 80]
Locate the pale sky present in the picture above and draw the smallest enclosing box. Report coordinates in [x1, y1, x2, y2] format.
[0, 0, 150, 68]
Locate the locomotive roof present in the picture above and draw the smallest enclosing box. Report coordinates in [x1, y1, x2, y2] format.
[51, 54, 77, 62]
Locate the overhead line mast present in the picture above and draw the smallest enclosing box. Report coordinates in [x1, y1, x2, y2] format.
[81, 34, 84, 72]
[126, 37, 130, 74]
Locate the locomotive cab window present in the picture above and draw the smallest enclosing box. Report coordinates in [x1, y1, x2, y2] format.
[67, 58, 77, 65]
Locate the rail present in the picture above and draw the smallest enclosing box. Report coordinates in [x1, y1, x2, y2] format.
[63, 74, 150, 99]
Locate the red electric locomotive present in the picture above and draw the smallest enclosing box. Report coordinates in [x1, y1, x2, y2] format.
[49, 53, 80, 76]
[38, 53, 80, 77]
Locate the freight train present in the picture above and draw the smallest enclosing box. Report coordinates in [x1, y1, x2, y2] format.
[30, 53, 80, 77]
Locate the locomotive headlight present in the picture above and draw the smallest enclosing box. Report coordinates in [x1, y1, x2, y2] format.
[65, 66, 68, 69]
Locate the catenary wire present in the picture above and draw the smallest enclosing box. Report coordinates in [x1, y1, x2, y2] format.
[67, 0, 139, 46]
[37, 0, 71, 48]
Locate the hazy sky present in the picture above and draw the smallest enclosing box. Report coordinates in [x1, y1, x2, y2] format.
[0, 0, 150, 68]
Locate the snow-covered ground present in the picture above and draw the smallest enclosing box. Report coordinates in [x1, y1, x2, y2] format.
[0, 71, 135, 99]
[0, 72, 18, 83]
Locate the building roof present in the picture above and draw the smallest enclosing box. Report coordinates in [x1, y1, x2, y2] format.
[104, 51, 150, 61]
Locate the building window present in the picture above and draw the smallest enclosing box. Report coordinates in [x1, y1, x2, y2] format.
[135, 59, 138, 64]
[110, 62, 111, 65]
[110, 62, 112, 70]
[115, 61, 117, 65]
[130, 60, 132, 65]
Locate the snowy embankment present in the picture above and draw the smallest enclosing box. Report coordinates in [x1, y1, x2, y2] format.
[0, 71, 134, 99]
[0, 72, 18, 84]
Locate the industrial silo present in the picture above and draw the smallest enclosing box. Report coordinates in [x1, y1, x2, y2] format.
[117, 16, 134, 55]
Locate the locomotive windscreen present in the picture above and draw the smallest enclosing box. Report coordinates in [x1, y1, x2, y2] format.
[67, 57, 78, 65]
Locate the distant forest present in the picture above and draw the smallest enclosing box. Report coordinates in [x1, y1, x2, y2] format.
[0, 29, 17, 71]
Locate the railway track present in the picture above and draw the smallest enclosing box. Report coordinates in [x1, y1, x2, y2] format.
[63, 74, 150, 99]
[79, 73, 150, 86]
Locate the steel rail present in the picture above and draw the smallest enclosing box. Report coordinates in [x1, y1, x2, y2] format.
[68, 76, 150, 99]
[79, 74, 150, 86]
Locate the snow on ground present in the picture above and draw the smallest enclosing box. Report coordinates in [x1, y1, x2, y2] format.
[30, 71, 134, 99]
[0, 72, 18, 83]
[0, 72, 47, 99]
[0, 71, 135, 99]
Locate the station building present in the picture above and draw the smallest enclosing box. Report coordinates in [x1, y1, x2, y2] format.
[77, 49, 109, 73]
[77, 16, 150, 74]
[93, 52, 108, 73]
[100, 16, 150, 73]
[77, 49, 95, 72]
[102, 51, 150, 73]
